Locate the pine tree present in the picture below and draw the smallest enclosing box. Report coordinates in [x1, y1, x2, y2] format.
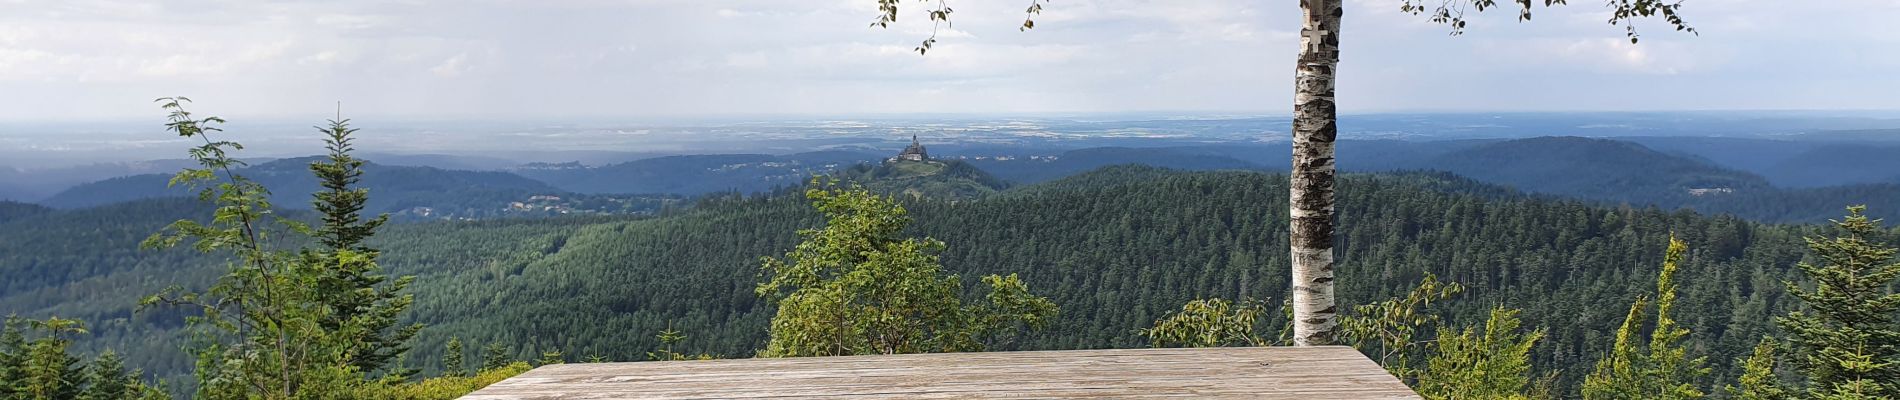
[0, 318, 165, 400]
[1725, 337, 1789, 400]
[1582, 236, 1709, 400]
[536, 350, 564, 366]
[21, 317, 87, 400]
[1585, 295, 1653, 400]
[1416, 307, 1544, 400]
[0, 316, 25, 398]
[309, 114, 386, 256]
[442, 337, 467, 377]
[79, 351, 130, 400]
[303, 115, 418, 376]
[481, 343, 511, 372]
[648, 327, 691, 361]
[1776, 206, 1900, 399]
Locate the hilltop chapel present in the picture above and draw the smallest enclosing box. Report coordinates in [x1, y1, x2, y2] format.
[890, 134, 929, 162]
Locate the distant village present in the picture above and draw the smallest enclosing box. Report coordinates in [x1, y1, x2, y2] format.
[393, 193, 683, 221]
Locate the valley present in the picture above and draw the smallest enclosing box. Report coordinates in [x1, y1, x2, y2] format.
[1, 159, 1889, 394]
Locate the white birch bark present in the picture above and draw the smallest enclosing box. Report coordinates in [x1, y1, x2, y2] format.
[1290, 0, 1342, 346]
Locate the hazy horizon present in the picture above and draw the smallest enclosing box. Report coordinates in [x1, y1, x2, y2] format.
[6, 110, 1900, 170]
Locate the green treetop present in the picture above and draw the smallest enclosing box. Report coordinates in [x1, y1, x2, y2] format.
[1416, 307, 1545, 400]
[442, 338, 467, 378]
[140, 97, 399, 398]
[1582, 236, 1710, 400]
[1725, 337, 1790, 400]
[1777, 206, 1900, 399]
[303, 117, 419, 376]
[756, 180, 1056, 357]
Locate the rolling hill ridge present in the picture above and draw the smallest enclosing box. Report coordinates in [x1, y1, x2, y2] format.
[0, 166, 1858, 394]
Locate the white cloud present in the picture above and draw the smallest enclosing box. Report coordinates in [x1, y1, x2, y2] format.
[1482, 37, 1703, 75]
[723, 51, 770, 68]
[299, 50, 342, 65]
[314, 13, 385, 30]
[429, 53, 471, 77]
[0, 0, 1891, 120]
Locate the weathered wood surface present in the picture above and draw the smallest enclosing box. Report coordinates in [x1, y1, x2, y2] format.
[463, 346, 1420, 399]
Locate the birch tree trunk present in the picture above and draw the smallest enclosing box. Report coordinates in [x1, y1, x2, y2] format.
[1290, 0, 1341, 346]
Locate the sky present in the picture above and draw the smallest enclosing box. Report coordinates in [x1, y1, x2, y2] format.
[1, 0, 1898, 121]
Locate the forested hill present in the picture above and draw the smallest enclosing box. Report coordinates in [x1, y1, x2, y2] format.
[0, 159, 212, 202]
[24, 136, 1900, 223]
[1404, 137, 1900, 223]
[967, 137, 1900, 223]
[0, 166, 1867, 395]
[1756, 143, 1900, 188]
[833, 159, 1010, 200]
[37, 158, 577, 217]
[1416, 136, 1772, 201]
[0, 201, 50, 223]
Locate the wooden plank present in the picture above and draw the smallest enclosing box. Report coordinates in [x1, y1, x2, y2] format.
[462, 346, 1421, 399]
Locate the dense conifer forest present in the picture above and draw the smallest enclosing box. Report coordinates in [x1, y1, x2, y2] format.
[6, 163, 1892, 396]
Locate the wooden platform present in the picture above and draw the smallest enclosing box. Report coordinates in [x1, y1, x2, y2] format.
[462, 346, 1420, 399]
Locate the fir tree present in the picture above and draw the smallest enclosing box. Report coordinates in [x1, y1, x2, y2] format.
[481, 343, 511, 372]
[1416, 307, 1544, 400]
[303, 115, 418, 376]
[1582, 236, 1709, 400]
[0, 318, 162, 400]
[79, 351, 130, 400]
[536, 350, 564, 366]
[442, 337, 467, 378]
[309, 114, 387, 254]
[1584, 277, 1654, 399]
[21, 317, 86, 400]
[1777, 206, 1900, 399]
[1725, 337, 1790, 400]
[648, 327, 691, 361]
[0, 316, 25, 398]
